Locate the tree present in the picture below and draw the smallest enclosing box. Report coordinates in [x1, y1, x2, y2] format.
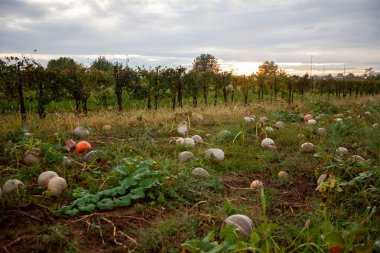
[220, 71, 232, 105]
[47, 57, 88, 115]
[192, 54, 220, 106]
[183, 70, 200, 107]
[91, 56, 114, 72]
[192, 54, 220, 72]
[113, 63, 123, 112]
[257, 61, 278, 102]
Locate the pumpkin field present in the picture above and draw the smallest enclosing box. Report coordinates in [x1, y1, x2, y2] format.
[0, 95, 379, 253]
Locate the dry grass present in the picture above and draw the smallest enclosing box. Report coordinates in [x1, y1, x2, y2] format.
[1, 96, 379, 135]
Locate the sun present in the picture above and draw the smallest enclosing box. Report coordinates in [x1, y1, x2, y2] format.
[223, 61, 261, 76]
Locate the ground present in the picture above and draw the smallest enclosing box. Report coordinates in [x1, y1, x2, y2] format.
[1, 96, 379, 252]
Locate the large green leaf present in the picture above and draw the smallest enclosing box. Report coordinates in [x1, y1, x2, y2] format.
[78, 203, 96, 212]
[96, 198, 114, 210]
[130, 188, 145, 199]
[181, 232, 223, 253]
[113, 195, 132, 207]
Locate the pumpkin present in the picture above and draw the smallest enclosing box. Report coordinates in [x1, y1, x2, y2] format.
[265, 127, 274, 132]
[300, 142, 315, 153]
[204, 148, 224, 161]
[317, 128, 327, 137]
[2, 179, 24, 193]
[259, 117, 268, 123]
[336, 147, 348, 154]
[244, 115, 256, 122]
[24, 152, 40, 165]
[307, 119, 317, 125]
[178, 151, 194, 162]
[352, 155, 365, 162]
[177, 125, 188, 136]
[224, 214, 253, 237]
[250, 180, 264, 189]
[183, 137, 195, 146]
[102, 124, 112, 131]
[38, 171, 59, 187]
[192, 167, 210, 178]
[76, 141, 92, 153]
[261, 138, 275, 149]
[176, 137, 185, 145]
[66, 139, 77, 151]
[61, 156, 72, 166]
[278, 171, 288, 178]
[47, 177, 67, 196]
[304, 114, 313, 121]
[275, 121, 285, 129]
[73, 127, 90, 138]
[191, 135, 203, 144]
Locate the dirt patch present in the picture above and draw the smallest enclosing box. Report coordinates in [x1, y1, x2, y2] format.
[221, 172, 315, 207]
[0, 205, 160, 253]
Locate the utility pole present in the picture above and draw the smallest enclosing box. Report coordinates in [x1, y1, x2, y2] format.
[343, 63, 346, 77]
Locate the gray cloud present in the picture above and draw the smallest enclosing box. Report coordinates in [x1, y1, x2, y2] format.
[0, 0, 379, 75]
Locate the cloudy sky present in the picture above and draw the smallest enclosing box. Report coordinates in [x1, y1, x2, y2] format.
[1, 0, 379, 75]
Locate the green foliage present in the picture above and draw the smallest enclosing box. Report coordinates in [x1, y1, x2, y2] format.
[57, 157, 169, 216]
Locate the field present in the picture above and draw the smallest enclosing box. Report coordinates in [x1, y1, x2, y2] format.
[1, 96, 380, 253]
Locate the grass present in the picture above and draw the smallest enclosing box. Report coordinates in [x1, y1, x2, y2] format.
[0, 96, 380, 252]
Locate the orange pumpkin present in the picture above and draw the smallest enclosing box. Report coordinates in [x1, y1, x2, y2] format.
[76, 141, 92, 153]
[304, 113, 313, 121]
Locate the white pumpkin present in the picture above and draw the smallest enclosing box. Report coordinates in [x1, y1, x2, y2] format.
[191, 135, 203, 144]
[177, 125, 188, 136]
[192, 167, 210, 178]
[224, 214, 254, 237]
[244, 115, 256, 122]
[73, 127, 90, 137]
[2, 179, 24, 193]
[38, 171, 59, 187]
[265, 127, 274, 132]
[261, 138, 274, 148]
[336, 147, 348, 154]
[183, 138, 195, 146]
[24, 151, 40, 165]
[259, 117, 268, 123]
[61, 156, 72, 166]
[47, 177, 67, 196]
[178, 151, 194, 162]
[317, 128, 327, 137]
[176, 137, 185, 145]
[275, 121, 285, 129]
[300, 143, 315, 153]
[307, 119, 317, 125]
[204, 149, 224, 161]
[352, 155, 365, 162]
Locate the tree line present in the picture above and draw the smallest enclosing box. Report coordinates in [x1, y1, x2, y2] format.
[1, 54, 379, 123]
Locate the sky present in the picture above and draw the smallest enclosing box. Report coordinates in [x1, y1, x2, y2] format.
[0, 0, 379, 76]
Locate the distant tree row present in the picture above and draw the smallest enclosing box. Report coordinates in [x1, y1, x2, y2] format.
[1, 54, 379, 124]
